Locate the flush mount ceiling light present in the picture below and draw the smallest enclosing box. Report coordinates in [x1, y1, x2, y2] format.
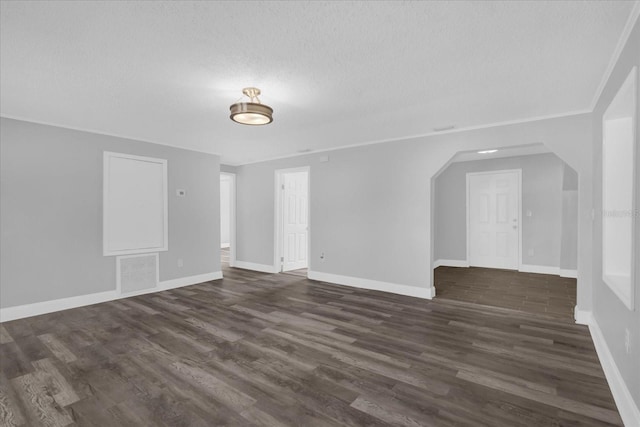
[229, 87, 273, 125]
[478, 149, 498, 154]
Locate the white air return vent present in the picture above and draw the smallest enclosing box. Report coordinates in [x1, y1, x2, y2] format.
[117, 253, 159, 295]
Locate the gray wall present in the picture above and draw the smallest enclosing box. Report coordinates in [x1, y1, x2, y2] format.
[234, 113, 593, 304]
[433, 153, 573, 268]
[0, 118, 221, 308]
[559, 190, 579, 271]
[560, 164, 579, 271]
[591, 18, 640, 410]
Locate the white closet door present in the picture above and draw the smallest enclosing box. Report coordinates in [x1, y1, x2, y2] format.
[282, 171, 308, 271]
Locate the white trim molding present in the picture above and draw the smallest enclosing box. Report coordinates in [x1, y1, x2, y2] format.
[235, 110, 591, 167]
[434, 259, 470, 268]
[0, 271, 222, 322]
[308, 270, 436, 299]
[233, 260, 279, 273]
[433, 261, 576, 279]
[518, 264, 560, 276]
[588, 316, 640, 427]
[559, 269, 578, 279]
[159, 272, 222, 289]
[0, 114, 222, 158]
[589, 0, 640, 110]
[574, 306, 593, 325]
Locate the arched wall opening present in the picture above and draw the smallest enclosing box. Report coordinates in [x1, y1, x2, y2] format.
[417, 113, 593, 323]
[430, 144, 579, 319]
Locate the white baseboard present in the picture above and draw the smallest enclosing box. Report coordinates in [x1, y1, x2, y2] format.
[574, 306, 593, 325]
[435, 261, 570, 278]
[560, 269, 578, 278]
[0, 271, 223, 322]
[434, 259, 470, 268]
[220, 243, 230, 249]
[234, 260, 278, 273]
[0, 290, 119, 323]
[519, 264, 560, 275]
[159, 271, 222, 289]
[308, 270, 435, 299]
[588, 316, 640, 427]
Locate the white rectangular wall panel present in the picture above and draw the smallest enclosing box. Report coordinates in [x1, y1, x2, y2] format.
[601, 66, 637, 310]
[104, 152, 168, 256]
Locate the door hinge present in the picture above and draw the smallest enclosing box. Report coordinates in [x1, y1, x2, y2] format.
[280, 256, 284, 262]
[281, 184, 285, 190]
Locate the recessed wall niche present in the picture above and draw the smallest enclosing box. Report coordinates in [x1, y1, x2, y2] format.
[602, 66, 637, 310]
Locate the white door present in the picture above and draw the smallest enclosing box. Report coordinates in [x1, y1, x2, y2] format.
[468, 170, 520, 269]
[282, 171, 308, 271]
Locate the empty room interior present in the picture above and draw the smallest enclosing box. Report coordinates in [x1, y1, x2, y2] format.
[1, 1, 639, 426]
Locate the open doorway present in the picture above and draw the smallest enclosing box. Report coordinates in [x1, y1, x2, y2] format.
[275, 167, 309, 275]
[433, 147, 579, 322]
[220, 172, 235, 268]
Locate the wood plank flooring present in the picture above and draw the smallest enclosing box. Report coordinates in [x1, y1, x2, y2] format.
[0, 266, 621, 426]
[435, 266, 577, 322]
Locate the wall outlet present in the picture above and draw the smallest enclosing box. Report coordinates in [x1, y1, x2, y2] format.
[527, 248, 534, 256]
[625, 328, 631, 354]
[177, 259, 184, 268]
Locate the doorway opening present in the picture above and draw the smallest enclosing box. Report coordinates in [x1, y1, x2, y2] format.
[432, 147, 579, 322]
[220, 172, 236, 268]
[275, 167, 309, 275]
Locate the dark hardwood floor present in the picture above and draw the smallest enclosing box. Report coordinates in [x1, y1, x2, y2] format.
[435, 266, 577, 322]
[0, 264, 621, 426]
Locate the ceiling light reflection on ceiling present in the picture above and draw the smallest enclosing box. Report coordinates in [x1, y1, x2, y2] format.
[230, 87, 273, 125]
[477, 149, 498, 154]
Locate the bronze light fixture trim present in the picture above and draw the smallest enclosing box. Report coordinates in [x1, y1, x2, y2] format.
[229, 87, 273, 125]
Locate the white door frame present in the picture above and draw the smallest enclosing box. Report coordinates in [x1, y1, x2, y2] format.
[220, 172, 236, 267]
[466, 169, 522, 270]
[274, 166, 310, 273]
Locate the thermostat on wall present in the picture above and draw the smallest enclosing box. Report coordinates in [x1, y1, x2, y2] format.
[176, 189, 186, 197]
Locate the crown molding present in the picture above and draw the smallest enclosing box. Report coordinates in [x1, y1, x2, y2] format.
[589, 1, 640, 111]
[0, 114, 221, 158]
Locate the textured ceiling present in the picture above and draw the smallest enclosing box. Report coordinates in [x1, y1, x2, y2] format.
[1, 1, 637, 165]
